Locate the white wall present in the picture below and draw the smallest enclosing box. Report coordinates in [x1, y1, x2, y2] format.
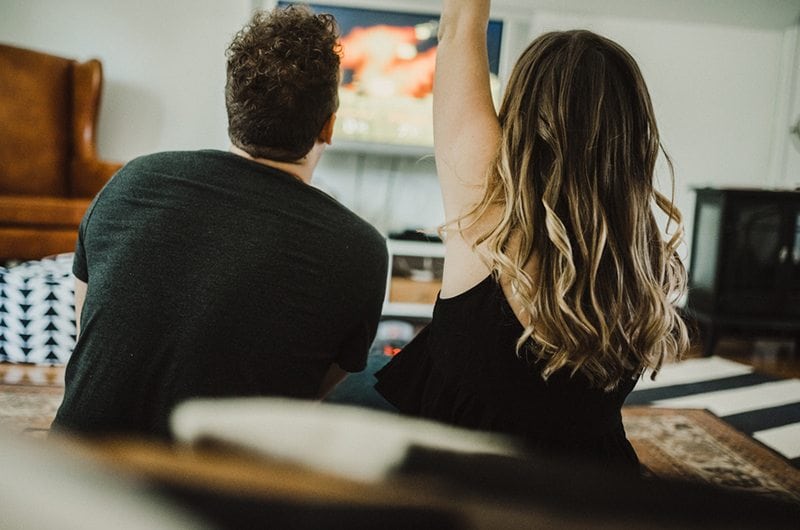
[0, 0, 250, 161]
[2, 0, 797, 250]
[529, 11, 788, 257]
[778, 26, 800, 190]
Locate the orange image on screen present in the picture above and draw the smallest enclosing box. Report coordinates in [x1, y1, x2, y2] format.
[339, 24, 437, 99]
[335, 21, 439, 146]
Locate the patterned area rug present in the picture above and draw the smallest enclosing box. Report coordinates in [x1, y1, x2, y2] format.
[623, 406, 800, 504]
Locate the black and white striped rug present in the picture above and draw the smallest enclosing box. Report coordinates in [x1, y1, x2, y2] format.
[626, 356, 800, 468]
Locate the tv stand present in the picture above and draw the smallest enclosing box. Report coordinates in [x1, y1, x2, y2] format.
[685, 188, 800, 356]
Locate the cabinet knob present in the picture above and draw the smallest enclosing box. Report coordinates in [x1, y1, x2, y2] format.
[778, 246, 789, 263]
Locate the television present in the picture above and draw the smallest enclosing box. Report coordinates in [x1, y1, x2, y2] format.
[275, 1, 504, 153]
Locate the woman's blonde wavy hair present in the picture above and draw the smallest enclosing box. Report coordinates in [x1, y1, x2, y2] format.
[459, 30, 689, 390]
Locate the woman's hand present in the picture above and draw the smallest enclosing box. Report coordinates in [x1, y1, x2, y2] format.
[439, 0, 490, 41]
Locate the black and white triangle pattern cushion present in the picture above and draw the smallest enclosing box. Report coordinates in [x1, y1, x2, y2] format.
[0, 254, 75, 365]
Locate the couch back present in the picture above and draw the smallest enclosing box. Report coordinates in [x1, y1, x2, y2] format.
[0, 44, 103, 197]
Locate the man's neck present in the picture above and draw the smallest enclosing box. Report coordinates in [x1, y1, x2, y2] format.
[229, 144, 323, 184]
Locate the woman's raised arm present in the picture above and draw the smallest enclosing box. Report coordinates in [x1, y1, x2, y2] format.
[434, 0, 500, 219]
[434, 0, 502, 295]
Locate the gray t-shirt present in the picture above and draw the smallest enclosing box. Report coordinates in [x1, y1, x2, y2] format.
[54, 150, 388, 438]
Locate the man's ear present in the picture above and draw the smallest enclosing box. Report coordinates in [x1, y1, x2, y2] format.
[319, 113, 336, 145]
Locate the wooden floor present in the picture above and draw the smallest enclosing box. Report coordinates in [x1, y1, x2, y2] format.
[700, 336, 800, 379]
[0, 363, 64, 387]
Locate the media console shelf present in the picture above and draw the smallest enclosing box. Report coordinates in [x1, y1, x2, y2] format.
[685, 188, 800, 356]
[383, 238, 444, 320]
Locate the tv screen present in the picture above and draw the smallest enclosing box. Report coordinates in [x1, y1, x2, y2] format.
[277, 1, 504, 150]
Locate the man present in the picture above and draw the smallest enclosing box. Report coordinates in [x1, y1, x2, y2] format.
[52, 6, 388, 439]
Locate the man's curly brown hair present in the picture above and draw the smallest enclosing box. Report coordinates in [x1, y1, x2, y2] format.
[225, 6, 340, 162]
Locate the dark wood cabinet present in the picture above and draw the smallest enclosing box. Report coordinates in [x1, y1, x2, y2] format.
[685, 188, 800, 355]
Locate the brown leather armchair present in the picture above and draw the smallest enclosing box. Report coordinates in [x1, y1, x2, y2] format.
[0, 43, 122, 261]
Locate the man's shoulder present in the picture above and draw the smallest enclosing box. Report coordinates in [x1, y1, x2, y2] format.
[123, 150, 218, 170]
[317, 195, 386, 250]
[108, 150, 249, 191]
[348, 216, 388, 257]
[306, 195, 387, 271]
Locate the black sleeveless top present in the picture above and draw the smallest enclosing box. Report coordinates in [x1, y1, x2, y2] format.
[375, 275, 640, 471]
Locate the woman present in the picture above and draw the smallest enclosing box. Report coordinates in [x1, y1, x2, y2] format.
[375, 0, 689, 471]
